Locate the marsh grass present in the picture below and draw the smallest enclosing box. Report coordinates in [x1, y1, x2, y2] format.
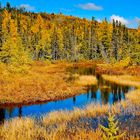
[0, 89, 140, 140]
[75, 75, 98, 86]
[96, 63, 140, 75]
[0, 61, 140, 139]
[126, 89, 140, 105]
[102, 75, 140, 88]
[0, 62, 86, 105]
[0, 61, 140, 105]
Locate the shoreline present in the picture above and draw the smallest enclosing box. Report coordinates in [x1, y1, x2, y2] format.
[0, 61, 140, 106]
[0, 89, 139, 139]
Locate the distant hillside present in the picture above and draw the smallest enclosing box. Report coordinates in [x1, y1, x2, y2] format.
[0, 4, 140, 64]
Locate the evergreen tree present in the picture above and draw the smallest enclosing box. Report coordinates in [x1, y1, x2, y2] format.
[51, 26, 63, 60]
[100, 113, 125, 140]
[6, 2, 11, 11]
[90, 17, 97, 60]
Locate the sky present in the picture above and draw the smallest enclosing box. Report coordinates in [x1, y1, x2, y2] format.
[1, 0, 140, 28]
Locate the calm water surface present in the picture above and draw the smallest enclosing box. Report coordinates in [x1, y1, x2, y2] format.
[0, 66, 134, 122]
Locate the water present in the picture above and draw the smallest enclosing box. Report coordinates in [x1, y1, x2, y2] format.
[0, 66, 134, 123]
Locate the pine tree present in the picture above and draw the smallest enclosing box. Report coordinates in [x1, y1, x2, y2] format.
[0, 2, 2, 11]
[51, 26, 63, 60]
[112, 19, 118, 61]
[98, 18, 112, 62]
[82, 22, 91, 59]
[6, 2, 11, 12]
[71, 24, 77, 61]
[100, 113, 125, 140]
[90, 17, 97, 60]
[62, 26, 71, 60]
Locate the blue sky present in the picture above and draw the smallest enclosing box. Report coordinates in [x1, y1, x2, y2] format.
[1, 0, 140, 28]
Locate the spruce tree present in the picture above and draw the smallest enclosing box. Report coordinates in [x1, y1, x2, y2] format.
[100, 113, 125, 140]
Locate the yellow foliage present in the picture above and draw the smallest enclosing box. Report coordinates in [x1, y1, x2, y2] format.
[115, 57, 132, 67]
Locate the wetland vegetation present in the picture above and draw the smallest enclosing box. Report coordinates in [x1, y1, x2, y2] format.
[0, 61, 140, 140]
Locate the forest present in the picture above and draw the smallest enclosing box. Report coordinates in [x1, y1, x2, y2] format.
[0, 2, 140, 66]
[0, 2, 140, 140]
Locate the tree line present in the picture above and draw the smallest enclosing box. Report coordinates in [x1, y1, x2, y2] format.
[0, 2, 140, 65]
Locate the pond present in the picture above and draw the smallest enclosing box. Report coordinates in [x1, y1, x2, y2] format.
[0, 66, 134, 123]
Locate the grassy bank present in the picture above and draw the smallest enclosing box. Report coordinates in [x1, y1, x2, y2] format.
[0, 61, 140, 105]
[96, 63, 140, 75]
[0, 61, 98, 105]
[0, 89, 140, 140]
[102, 75, 140, 88]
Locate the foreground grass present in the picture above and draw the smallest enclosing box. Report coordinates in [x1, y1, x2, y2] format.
[126, 89, 140, 105]
[102, 75, 140, 88]
[0, 89, 140, 140]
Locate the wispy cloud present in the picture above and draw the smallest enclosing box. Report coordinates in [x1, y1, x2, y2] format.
[77, 3, 103, 11]
[135, 17, 140, 23]
[19, 4, 35, 11]
[110, 15, 129, 25]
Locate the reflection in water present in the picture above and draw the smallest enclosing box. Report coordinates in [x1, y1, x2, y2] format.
[19, 107, 22, 118]
[0, 108, 4, 124]
[96, 89, 102, 104]
[0, 66, 134, 123]
[0, 83, 131, 123]
[73, 97, 76, 104]
[67, 66, 96, 76]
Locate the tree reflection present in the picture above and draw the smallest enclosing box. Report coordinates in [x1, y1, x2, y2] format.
[0, 108, 5, 124]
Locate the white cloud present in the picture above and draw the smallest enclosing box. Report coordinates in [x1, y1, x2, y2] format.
[135, 17, 140, 23]
[97, 18, 102, 23]
[19, 4, 35, 11]
[110, 15, 129, 25]
[77, 3, 103, 11]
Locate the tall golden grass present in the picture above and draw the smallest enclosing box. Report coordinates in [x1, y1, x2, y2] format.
[0, 61, 140, 139]
[102, 75, 140, 88]
[0, 88, 140, 140]
[126, 89, 140, 105]
[0, 61, 140, 105]
[75, 75, 98, 86]
[96, 63, 140, 75]
[0, 61, 88, 105]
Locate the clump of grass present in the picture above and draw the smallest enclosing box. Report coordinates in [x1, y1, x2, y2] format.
[0, 118, 48, 140]
[126, 89, 140, 105]
[96, 63, 140, 75]
[102, 75, 140, 88]
[75, 75, 98, 86]
[65, 73, 80, 82]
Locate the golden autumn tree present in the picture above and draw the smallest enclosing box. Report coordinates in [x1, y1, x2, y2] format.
[97, 19, 112, 62]
[0, 9, 12, 63]
[0, 9, 30, 66]
[0, 3, 139, 64]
